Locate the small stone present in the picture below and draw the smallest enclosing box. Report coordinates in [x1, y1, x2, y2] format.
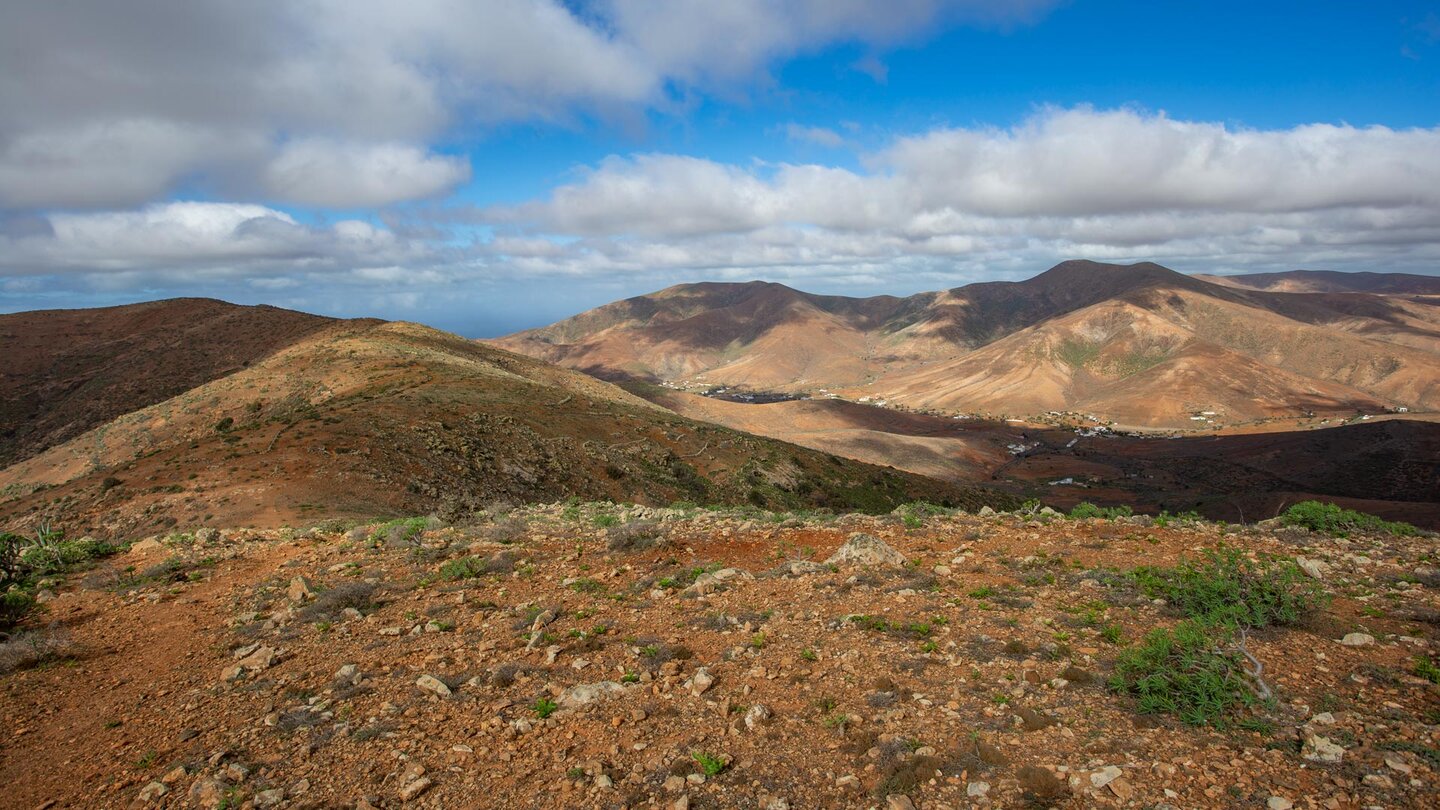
[966, 781, 991, 798]
[1107, 777, 1134, 801]
[556, 680, 625, 710]
[744, 703, 771, 731]
[188, 779, 226, 810]
[594, 774, 614, 789]
[161, 765, 188, 784]
[687, 667, 715, 696]
[1296, 557, 1328, 580]
[415, 674, 452, 697]
[663, 775, 686, 793]
[885, 796, 917, 810]
[287, 575, 318, 603]
[835, 775, 861, 790]
[1267, 797, 1294, 810]
[671, 796, 690, 810]
[978, 506, 997, 516]
[1339, 632, 1375, 647]
[130, 538, 164, 554]
[254, 789, 285, 808]
[1302, 735, 1345, 764]
[1090, 765, 1122, 788]
[826, 533, 907, 568]
[398, 776, 432, 801]
[1384, 756, 1413, 774]
[235, 645, 278, 672]
[136, 782, 168, 803]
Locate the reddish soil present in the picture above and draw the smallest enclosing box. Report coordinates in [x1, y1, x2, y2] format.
[3, 505, 1437, 809]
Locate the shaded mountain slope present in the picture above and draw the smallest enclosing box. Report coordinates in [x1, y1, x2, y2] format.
[632, 385, 1440, 528]
[0, 299, 346, 467]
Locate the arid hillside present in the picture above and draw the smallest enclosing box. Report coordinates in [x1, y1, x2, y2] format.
[0, 312, 1011, 541]
[2, 503, 1437, 809]
[0, 299, 346, 467]
[494, 261, 1440, 428]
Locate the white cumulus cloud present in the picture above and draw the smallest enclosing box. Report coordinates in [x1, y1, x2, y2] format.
[0, 0, 1051, 210]
[482, 107, 1440, 280]
[263, 141, 471, 209]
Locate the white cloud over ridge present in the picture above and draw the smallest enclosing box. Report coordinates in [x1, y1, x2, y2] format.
[6, 108, 1440, 308]
[482, 107, 1440, 280]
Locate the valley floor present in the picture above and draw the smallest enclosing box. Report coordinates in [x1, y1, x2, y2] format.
[2, 505, 1438, 809]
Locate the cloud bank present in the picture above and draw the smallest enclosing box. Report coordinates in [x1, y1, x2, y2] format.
[482, 107, 1440, 279]
[0, 0, 1050, 210]
[6, 109, 1440, 307]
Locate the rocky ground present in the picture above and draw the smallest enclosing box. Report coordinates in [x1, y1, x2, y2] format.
[2, 503, 1438, 809]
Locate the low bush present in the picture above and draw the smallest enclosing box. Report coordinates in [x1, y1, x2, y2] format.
[0, 591, 35, 630]
[1113, 547, 1326, 727]
[1, 528, 123, 631]
[297, 581, 378, 621]
[370, 517, 429, 547]
[1068, 502, 1133, 520]
[0, 627, 77, 674]
[1279, 501, 1417, 537]
[606, 520, 665, 552]
[1110, 619, 1256, 727]
[439, 550, 518, 581]
[1130, 547, 1324, 629]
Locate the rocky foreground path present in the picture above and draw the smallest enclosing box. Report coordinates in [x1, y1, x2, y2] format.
[2, 504, 1437, 809]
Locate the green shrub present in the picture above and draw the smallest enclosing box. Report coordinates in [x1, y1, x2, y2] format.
[1110, 619, 1257, 726]
[1152, 509, 1201, 528]
[370, 517, 428, 546]
[1130, 547, 1323, 629]
[0, 590, 35, 630]
[438, 549, 518, 581]
[532, 697, 558, 719]
[1415, 655, 1440, 685]
[1068, 502, 1133, 520]
[1115, 547, 1325, 727]
[691, 751, 727, 777]
[1279, 501, 1417, 537]
[20, 536, 122, 577]
[439, 556, 488, 580]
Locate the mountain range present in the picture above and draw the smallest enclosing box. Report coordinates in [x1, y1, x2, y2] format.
[0, 301, 1007, 539]
[495, 261, 1440, 429]
[4, 262, 1438, 539]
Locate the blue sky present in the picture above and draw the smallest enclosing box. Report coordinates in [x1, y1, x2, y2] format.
[1, 1, 1437, 336]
